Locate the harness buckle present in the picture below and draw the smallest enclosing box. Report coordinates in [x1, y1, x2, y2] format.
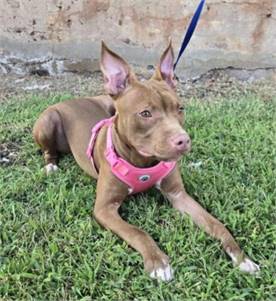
[139, 175, 150, 182]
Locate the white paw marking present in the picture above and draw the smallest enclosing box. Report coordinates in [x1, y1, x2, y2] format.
[150, 264, 174, 282]
[45, 163, 58, 175]
[229, 252, 260, 274]
[238, 258, 260, 274]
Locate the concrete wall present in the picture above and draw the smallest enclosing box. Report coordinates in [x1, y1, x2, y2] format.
[0, 0, 275, 78]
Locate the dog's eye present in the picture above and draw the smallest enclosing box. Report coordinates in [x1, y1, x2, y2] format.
[139, 110, 152, 118]
[178, 106, 185, 113]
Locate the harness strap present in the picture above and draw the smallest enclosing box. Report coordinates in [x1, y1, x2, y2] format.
[86, 117, 176, 195]
[86, 117, 115, 172]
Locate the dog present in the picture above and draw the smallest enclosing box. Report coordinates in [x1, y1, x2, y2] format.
[33, 41, 260, 281]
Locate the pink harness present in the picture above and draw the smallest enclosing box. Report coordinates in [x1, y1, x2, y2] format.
[86, 117, 176, 194]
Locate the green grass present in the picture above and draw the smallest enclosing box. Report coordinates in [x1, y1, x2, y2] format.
[0, 93, 275, 300]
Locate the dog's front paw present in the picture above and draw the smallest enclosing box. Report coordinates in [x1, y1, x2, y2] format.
[229, 251, 260, 274]
[45, 163, 58, 175]
[237, 257, 260, 274]
[150, 264, 174, 282]
[144, 252, 173, 282]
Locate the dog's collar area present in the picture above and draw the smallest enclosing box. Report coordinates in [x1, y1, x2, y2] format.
[87, 117, 176, 194]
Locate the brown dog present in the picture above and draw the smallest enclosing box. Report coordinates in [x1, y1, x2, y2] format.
[33, 42, 259, 281]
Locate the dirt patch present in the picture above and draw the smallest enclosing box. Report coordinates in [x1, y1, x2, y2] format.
[0, 67, 275, 103]
[176, 68, 276, 102]
[0, 142, 20, 165]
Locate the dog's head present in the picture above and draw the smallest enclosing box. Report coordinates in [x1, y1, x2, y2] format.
[100, 41, 191, 162]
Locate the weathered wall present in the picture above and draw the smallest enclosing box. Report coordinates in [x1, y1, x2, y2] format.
[0, 0, 275, 78]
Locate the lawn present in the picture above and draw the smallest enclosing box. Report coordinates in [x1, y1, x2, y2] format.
[0, 92, 275, 300]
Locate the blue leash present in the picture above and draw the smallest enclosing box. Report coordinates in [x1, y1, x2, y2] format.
[173, 0, 205, 70]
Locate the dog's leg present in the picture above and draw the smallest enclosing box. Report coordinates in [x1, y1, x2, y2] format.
[160, 168, 260, 274]
[33, 108, 69, 174]
[93, 170, 173, 281]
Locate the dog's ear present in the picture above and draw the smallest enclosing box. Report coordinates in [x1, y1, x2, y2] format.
[152, 40, 177, 89]
[101, 41, 135, 97]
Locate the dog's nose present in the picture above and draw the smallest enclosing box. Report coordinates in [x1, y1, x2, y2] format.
[170, 134, 191, 151]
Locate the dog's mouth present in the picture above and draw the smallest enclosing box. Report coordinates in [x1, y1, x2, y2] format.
[137, 149, 153, 157]
[137, 147, 191, 162]
[157, 153, 186, 162]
